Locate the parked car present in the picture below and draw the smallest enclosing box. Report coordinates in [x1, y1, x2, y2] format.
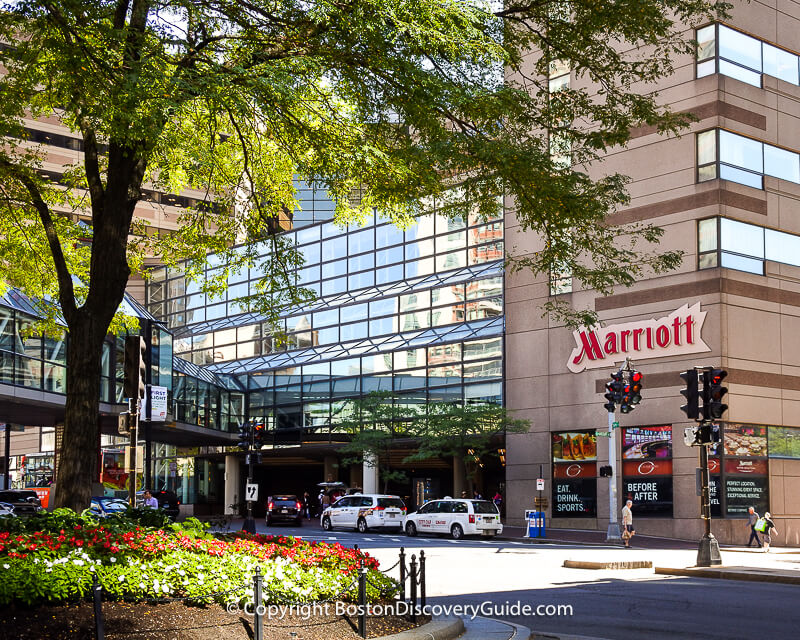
[136, 490, 181, 520]
[266, 495, 303, 526]
[90, 496, 130, 518]
[0, 502, 15, 517]
[403, 498, 503, 539]
[0, 490, 43, 515]
[321, 494, 406, 533]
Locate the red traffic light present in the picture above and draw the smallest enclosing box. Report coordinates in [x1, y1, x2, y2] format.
[631, 371, 643, 383]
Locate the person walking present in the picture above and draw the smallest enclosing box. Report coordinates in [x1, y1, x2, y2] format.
[621, 499, 635, 547]
[762, 512, 778, 552]
[302, 491, 311, 519]
[746, 506, 762, 548]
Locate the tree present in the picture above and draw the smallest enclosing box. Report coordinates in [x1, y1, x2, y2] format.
[0, 0, 725, 510]
[337, 391, 418, 494]
[405, 402, 530, 494]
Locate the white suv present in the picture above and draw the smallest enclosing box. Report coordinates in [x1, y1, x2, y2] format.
[321, 494, 407, 533]
[404, 498, 503, 539]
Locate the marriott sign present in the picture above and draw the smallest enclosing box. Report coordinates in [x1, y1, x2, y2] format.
[567, 302, 711, 373]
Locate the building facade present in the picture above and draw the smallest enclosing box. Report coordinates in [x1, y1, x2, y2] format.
[505, 2, 800, 546]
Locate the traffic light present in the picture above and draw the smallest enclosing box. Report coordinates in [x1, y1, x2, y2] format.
[680, 369, 699, 420]
[620, 370, 643, 414]
[123, 336, 147, 399]
[604, 372, 624, 413]
[253, 423, 266, 449]
[237, 422, 253, 450]
[702, 369, 728, 420]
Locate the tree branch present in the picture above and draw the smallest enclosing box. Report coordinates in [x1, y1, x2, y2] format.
[0, 159, 78, 320]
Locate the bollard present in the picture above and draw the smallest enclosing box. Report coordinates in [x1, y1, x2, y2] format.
[409, 554, 417, 623]
[358, 559, 367, 639]
[399, 547, 406, 601]
[253, 566, 263, 640]
[419, 550, 426, 608]
[92, 572, 105, 640]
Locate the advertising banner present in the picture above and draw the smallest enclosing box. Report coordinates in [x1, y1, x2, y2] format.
[552, 479, 597, 517]
[724, 458, 768, 475]
[553, 462, 597, 479]
[552, 431, 597, 462]
[622, 459, 673, 477]
[622, 425, 672, 459]
[623, 477, 673, 517]
[724, 424, 767, 457]
[725, 476, 769, 516]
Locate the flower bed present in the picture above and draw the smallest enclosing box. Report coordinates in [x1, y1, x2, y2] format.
[0, 510, 397, 607]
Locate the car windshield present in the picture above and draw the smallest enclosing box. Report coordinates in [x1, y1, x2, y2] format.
[272, 496, 298, 504]
[105, 501, 128, 511]
[377, 498, 405, 509]
[471, 500, 499, 514]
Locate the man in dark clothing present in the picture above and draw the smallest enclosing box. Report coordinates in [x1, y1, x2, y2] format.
[747, 506, 762, 547]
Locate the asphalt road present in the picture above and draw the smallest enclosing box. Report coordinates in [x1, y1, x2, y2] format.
[246, 520, 800, 640]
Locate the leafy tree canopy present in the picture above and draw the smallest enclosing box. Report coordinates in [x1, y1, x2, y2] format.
[0, 0, 726, 509]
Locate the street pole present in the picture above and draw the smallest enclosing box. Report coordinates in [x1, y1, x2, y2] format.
[606, 408, 621, 542]
[242, 423, 256, 534]
[128, 398, 139, 506]
[697, 433, 721, 566]
[3, 424, 10, 490]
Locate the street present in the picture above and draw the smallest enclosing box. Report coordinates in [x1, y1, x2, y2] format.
[249, 520, 800, 639]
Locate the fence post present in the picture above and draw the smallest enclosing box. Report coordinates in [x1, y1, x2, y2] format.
[253, 566, 263, 640]
[92, 572, 105, 640]
[419, 550, 426, 608]
[409, 554, 417, 623]
[399, 547, 406, 601]
[358, 559, 367, 639]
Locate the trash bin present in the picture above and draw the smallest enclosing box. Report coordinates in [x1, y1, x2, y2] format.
[524, 510, 546, 538]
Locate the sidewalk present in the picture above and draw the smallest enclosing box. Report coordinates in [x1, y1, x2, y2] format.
[391, 615, 607, 640]
[497, 526, 698, 549]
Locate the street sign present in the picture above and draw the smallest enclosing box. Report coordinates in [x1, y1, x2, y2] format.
[536, 478, 545, 491]
[245, 483, 259, 502]
[596, 431, 612, 437]
[612, 421, 620, 429]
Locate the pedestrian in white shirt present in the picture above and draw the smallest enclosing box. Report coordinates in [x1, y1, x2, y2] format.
[621, 500, 635, 548]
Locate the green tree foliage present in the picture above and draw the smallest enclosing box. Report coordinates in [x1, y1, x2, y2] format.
[0, 0, 726, 508]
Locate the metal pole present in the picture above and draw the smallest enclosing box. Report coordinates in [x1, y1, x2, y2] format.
[253, 566, 263, 640]
[242, 423, 256, 534]
[358, 560, 367, 639]
[697, 437, 722, 566]
[128, 399, 139, 506]
[419, 550, 426, 608]
[92, 572, 105, 640]
[606, 408, 621, 542]
[3, 424, 10, 490]
[399, 547, 406, 601]
[409, 554, 417, 623]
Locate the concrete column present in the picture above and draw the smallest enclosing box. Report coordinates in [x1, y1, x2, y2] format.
[362, 451, 379, 494]
[323, 456, 338, 483]
[224, 455, 240, 516]
[453, 455, 465, 498]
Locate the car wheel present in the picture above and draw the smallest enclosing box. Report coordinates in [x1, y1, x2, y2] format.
[405, 521, 418, 537]
[451, 523, 464, 540]
[322, 516, 332, 531]
[357, 518, 368, 534]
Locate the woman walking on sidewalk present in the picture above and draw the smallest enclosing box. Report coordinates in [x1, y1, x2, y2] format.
[621, 500, 635, 548]
[763, 512, 778, 552]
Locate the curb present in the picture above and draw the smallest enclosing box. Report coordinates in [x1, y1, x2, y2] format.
[655, 566, 800, 585]
[563, 559, 652, 570]
[494, 535, 615, 548]
[375, 616, 465, 640]
[530, 631, 614, 640]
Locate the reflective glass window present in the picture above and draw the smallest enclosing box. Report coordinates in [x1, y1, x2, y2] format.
[331, 358, 360, 377]
[719, 25, 761, 71]
[406, 257, 434, 278]
[340, 303, 368, 323]
[349, 271, 374, 290]
[720, 130, 762, 173]
[369, 316, 398, 336]
[322, 236, 347, 261]
[349, 228, 374, 254]
[720, 252, 764, 274]
[464, 338, 502, 360]
[376, 264, 403, 284]
[718, 59, 761, 86]
[720, 218, 764, 258]
[326, 258, 347, 277]
[697, 130, 716, 166]
[376, 245, 404, 267]
[696, 25, 716, 62]
[321, 277, 347, 296]
[400, 291, 430, 311]
[369, 298, 398, 316]
[376, 224, 404, 248]
[719, 164, 763, 189]
[698, 218, 718, 253]
[340, 321, 368, 341]
[395, 348, 426, 369]
[765, 229, 800, 267]
[763, 43, 799, 84]
[764, 144, 800, 183]
[317, 326, 339, 344]
[349, 253, 374, 272]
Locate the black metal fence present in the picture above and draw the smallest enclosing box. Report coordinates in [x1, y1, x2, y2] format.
[89, 546, 428, 640]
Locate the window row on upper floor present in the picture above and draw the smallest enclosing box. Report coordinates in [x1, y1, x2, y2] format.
[698, 216, 800, 275]
[697, 23, 800, 87]
[696, 129, 800, 190]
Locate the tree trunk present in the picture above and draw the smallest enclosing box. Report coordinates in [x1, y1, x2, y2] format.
[53, 313, 108, 511]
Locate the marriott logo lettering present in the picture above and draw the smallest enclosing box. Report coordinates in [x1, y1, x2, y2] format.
[567, 303, 711, 373]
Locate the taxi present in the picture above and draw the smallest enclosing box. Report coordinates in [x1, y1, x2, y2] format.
[403, 497, 502, 539]
[321, 494, 407, 532]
